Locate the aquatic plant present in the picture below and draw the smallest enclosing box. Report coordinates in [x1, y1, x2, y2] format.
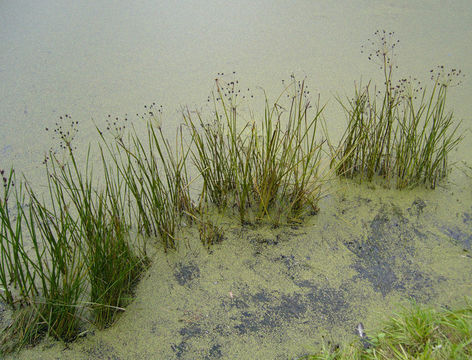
[24, 174, 86, 343]
[0, 117, 149, 354]
[333, 30, 463, 189]
[0, 166, 87, 351]
[191, 187, 225, 248]
[49, 146, 149, 329]
[197, 214, 224, 249]
[0, 32, 466, 354]
[184, 75, 325, 225]
[0, 169, 31, 308]
[100, 107, 194, 250]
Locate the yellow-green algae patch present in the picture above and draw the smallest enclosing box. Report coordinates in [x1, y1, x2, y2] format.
[5, 176, 472, 359]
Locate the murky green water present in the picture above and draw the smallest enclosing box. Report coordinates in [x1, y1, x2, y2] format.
[1, 0, 472, 359]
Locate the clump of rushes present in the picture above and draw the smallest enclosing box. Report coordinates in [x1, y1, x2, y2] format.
[302, 299, 472, 359]
[184, 75, 325, 225]
[0, 169, 30, 308]
[333, 30, 464, 189]
[23, 173, 86, 343]
[254, 77, 324, 223]
[50, 148, 148, 329]
[100, 107, 195, 250]
[1, 165, 87, 352]
[0, 115, 149, 354]
[47, 118, 149, 328]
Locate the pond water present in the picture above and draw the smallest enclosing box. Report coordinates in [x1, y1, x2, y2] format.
[1, 0, 472, 359]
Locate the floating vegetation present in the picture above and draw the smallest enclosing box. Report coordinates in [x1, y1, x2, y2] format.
[302, 299, 472, 359]
[332, 30, 464, 189]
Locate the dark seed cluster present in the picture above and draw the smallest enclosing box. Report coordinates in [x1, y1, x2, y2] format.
[430, 65, 464, 88]
[210, 71, 254, 107]
[45, 114, 79, 149]
[361, 29, 400, 70]
[104, 113, 128, 141]
[139, 102, 163, 129]
[394, 77, 424, 101]
[0, 169, 13, 188]
[0, 169, 14, 207]
[44, 114, 79, 164]
[281, 74, 313, 107]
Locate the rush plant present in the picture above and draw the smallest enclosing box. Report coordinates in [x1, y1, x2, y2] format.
[184, 76, 325, 225]
[100, 109, 194, 250]
[333, 30, 463, 189]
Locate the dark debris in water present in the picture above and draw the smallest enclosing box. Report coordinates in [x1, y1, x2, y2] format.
[352, 261, 398, 297]
[175, 282, 352, 357]
[407, 198, 426, 216]
[344, 206, 435, 298]
[172, 323, 223, 359]
[463, 212, 472, 225]
[208, 344, 222, 359]
[440, 226, 471, 250]
[249, 233, 280, 246]
[174, 262, 201, 286]
[179, 323, 202, 338]
[82, 341, 121, 360]
[171, 340, 190, 359]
